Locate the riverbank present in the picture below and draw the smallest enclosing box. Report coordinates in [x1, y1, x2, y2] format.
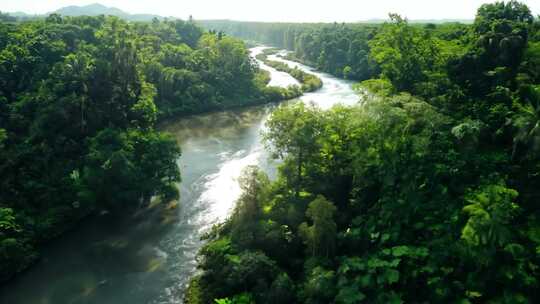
[156, 46, 319, 128]
[155, 46, 319, 122]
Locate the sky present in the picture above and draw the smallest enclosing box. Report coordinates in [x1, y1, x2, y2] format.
[1, 0, 539, 22]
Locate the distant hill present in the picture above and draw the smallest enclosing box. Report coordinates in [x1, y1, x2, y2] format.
[51, 3, 164, 21]
[53, 3, 128, 17]
[7, 11, 35, 18]
[0, 11, 39, 20]
[2, 3, 166, 21]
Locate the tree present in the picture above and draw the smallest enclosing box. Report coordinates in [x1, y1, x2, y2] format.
[474, 0, 533, 34]
[462, 183, 520, 248]
[0, 128, 6, 149]
[229, 166, 270, 248]
[267, 273, 295, 303]
[264, 103, 322, 196]
[449, 1, 533, 95]
[299, 196, 337, 258]
[512, 85, 540, 159]
[0, 208, 36, 282]
[302, 267, 336, 304]
[369, 14, 437, 92]
[79, 129, 181, 210]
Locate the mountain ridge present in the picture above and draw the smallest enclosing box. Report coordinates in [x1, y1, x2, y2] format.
[1, 3, 166, 22]
[53, 3, 128, 17]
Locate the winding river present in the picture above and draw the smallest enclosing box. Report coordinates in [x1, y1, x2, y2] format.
[0, 47, 359, 304]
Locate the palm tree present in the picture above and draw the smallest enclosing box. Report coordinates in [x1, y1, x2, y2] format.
[512, 85, 540, 160]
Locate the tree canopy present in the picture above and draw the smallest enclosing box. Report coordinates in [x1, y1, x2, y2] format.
[0, 14, 279, 282]
[190, 2, 540, 303]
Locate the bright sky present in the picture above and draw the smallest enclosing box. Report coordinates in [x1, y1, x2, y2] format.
[1, 0, 539, 22]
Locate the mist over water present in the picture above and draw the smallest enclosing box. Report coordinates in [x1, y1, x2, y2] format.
[0, 47, 359, 304]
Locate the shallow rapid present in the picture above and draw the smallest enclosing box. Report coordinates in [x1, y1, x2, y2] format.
[0, 47, 359, 304]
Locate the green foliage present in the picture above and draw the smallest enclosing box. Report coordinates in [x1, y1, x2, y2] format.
[2, 1, 538, 302]
[461, 183, 520, 247]
[369, 14, 438, 93]
[0, 208, 37, 282]
[302, 266, 336, 303]
[356, 78, 395, 97]
[80, 129, 181, 209]
[0, 12, 288, 281]
[267, 272, 295, 303]
[191, 3, 540, 303]
[0, 128, 6, 148]
[299, 196, 337, 257]
[449, 1, 533, 96]
[215, 293, 254, 304]
[263, 102, 329, 205]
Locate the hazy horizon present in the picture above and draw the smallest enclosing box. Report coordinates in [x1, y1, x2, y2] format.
[1, 0, 539, 23]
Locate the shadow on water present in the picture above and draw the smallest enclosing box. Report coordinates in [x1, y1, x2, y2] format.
[0, 201, 180, 304]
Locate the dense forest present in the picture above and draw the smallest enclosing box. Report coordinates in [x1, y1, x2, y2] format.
[190, 1, 540, 303]
[1, 0, 539, 303]
[0, 14, 287, 282]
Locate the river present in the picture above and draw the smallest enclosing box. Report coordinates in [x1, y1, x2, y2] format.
[0, 47, 359, 304]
